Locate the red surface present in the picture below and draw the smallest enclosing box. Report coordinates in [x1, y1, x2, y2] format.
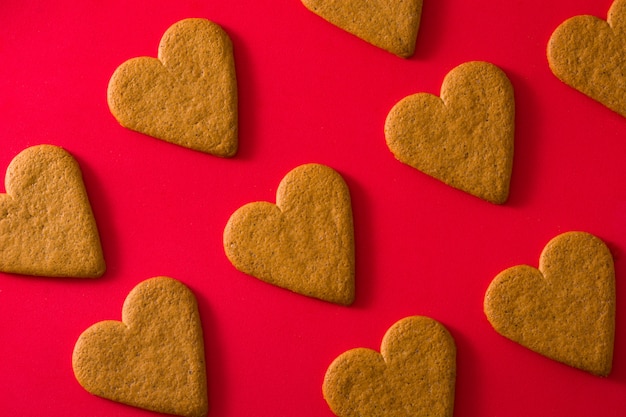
[1, 0, 625, 416]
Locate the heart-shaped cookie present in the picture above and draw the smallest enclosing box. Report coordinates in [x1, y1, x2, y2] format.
[323, 316, 456, 417]
[0, 145, 105, 277]
[107, 18, 238, 156]
[548, 0, 626, 117]
[72, 277, 208, 417]
[223, 163, 354, 305]
[384, 61, 515, 204]
[301, 0, 423, 57]
[484, 231, 615, 376]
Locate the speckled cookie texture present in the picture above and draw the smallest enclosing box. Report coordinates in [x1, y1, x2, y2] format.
[323, 316, 456, 417]
[484, 231, 615, 376]
[301, 0, 423, 57]
[384, 61, 515, 204]
[223, 163, 355, 305]
[72, 277, 208, 417]
[0, 145, 105, 277]
[108, 18, 238, 156]
[548, 0, 626, 117]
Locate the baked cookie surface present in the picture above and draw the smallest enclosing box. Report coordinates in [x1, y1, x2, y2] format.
[484, 231, 615, 376]
[385, 61, 515, 204]
[108, 18, 238, 156]
[323, 316, 456, 417]
[223, 163, 355, 305]
[301, 0, 423, 57]
[72, 277, 208, 417]
[548, 0, 626, 117]
[0, 145, 105, 277]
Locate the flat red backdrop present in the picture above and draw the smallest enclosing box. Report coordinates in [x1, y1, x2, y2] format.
[1, 0, 625, 416]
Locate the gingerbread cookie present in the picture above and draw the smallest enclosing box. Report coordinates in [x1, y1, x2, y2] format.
[108, 18, 238, 156]
[484, 231, 615, 376]
[0, 145, 105, 277]
[72, 277, 208, 416]
[223, 163, 355, 305]
[301, 0, 423, 57]
[384, 61, 515, 204]
[548, 0, 626, 117]
[323, 316, 456, 417]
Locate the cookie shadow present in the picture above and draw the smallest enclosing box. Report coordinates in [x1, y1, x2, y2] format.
[223, 25, 259, 162]
[74, 154, 121, 281]
[192, 288, 231, 416]
[341, 172, 377, 309]
[502, 68, 542, 208]
[443, 324, 482, 417]
[411, 0, 448, 61]
[606, 237, 626, 384]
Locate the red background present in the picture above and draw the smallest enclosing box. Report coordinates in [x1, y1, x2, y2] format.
[1, 0, 625, 416]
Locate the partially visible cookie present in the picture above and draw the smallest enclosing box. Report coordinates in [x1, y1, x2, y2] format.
[0, 145, 105, 277]
[323, 316, 456, 417]
[548, 0, 626, 117]
[384, 61, 515, 204]
[108, 18, 238, 156]
[301, 0, 423, 58]
[223, 163, 355, 305]
[484, 231, 615, 376]
[72, 277, 208, 417]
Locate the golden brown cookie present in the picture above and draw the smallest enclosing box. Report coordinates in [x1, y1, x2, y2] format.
[323, 316, 456, 417]
[384, 61, 515, 204]
[301, 0, 423, 58]
[72, 277, 208, 417]
[108, 18, 238, 156]
[223, 163, 354, 305]
[0, 145, 105, 277]
[548, 0, 626, 117]
[484, 231, 615, 376]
